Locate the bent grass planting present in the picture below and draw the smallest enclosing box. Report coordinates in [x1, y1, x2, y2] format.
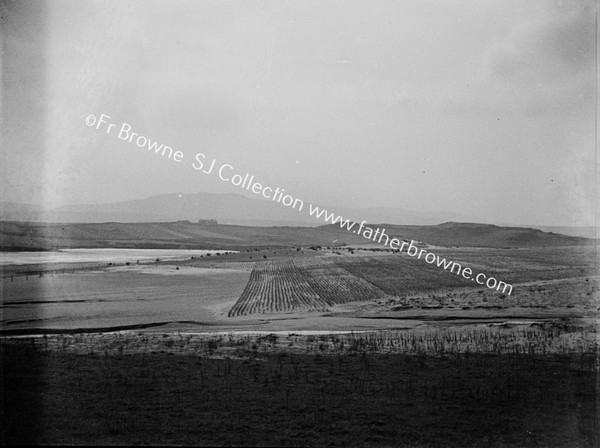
[228, 258, 388, 316]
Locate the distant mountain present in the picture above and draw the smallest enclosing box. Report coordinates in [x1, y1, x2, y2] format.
[1, 193, 481, 226]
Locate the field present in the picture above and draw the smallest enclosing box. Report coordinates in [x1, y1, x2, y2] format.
[228, 258, 387, 316]
[1, 241, 598, 446]
[205, 245, 598, 320]
[2, 245, 598, 332]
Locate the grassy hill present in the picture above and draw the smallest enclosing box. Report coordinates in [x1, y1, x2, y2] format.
[318, 222, 593, 248]
[0, 221, 350, 251]
[0, 220, 594, 251]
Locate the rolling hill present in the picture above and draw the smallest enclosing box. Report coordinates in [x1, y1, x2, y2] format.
[319, 222, 594, 248]
[0, 220, 593, 251]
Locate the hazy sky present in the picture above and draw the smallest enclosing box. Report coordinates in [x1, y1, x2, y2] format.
[1, 0, 596, 226]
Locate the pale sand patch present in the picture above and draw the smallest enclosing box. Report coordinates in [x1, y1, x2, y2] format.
[107, 265, 246, 276]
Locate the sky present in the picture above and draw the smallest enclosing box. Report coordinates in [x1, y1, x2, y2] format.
[1, 0, 597, 227]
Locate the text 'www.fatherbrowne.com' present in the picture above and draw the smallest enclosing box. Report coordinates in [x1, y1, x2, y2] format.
[85, 112, 513, 296]
[307, 204, 514, 296]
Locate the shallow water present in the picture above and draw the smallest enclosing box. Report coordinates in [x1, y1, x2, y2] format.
[0, 248, 233, 266]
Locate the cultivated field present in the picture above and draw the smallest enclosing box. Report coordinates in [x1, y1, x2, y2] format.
[197, 245, 598, 321]
[228, 258, 387, 317]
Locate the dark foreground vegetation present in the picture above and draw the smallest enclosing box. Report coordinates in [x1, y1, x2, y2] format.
[2, 328, 597, 447]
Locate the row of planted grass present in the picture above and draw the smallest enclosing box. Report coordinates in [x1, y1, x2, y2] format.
[9, 320, 595, 357]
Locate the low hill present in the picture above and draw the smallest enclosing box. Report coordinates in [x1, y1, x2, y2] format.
[319, 222, 593, 248]
[534, 225, 598, 239]
[0, 193, 478, 227]
[0, 220, 593, 251]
